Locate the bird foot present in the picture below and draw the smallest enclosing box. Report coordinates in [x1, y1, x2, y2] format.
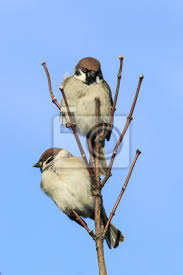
[95, 233, 104, 240]
[66, 122, 76, 128]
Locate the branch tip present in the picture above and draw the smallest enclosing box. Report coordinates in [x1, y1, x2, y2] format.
[99, 54, 124, 144]
[119, 55, 124, 60]
[136, 149, 141, 155]
[41, 62, 61, 110]
[140, 74, 144, 79]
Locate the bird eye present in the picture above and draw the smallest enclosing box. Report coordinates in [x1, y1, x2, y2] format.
[90, 71, 96, 78]
[82, 68, 87, 73]
[46, 156, 54, 164]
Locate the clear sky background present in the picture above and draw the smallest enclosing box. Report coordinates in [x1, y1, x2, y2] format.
[0, 1, 182, 274]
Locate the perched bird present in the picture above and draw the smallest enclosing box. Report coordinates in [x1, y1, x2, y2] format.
[33, 147, 124, 249]
[61, 57, 113, 175]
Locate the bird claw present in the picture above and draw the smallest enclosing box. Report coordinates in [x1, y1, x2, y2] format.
[66, 122, 76, 128]
[95, 233, 104, 240]
[95, 134, 104, 143]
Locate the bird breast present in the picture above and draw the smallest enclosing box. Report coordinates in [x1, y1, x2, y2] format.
[61, 77, 111, 136]
[41, 156, 95, 217]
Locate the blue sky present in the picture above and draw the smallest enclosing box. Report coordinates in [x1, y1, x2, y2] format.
[0, 0, 183, 274]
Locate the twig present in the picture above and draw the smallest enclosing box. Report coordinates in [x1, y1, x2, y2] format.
[59, 86, 95, 181]
[100, 56, 124, 141]
[101, 74, 144, 187]
[94, 98, 107, 275]
[129, 74, 144, 118]
[72, 209, 96, 240]
[95, 98, 100, 179]
[107, 56, 124, 131]
[113, 55, 124, 108]
[41, 62, 61, 110]
[95, 197, 106, 275]
[103, 150, 141, 237]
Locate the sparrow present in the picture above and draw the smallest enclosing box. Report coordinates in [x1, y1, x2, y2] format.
[61, 57, 113, 175]
[33, 147, 124, 249]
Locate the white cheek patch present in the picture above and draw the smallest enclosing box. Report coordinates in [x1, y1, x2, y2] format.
[96, 76, 103, 84]
[74, 69, 86, 82]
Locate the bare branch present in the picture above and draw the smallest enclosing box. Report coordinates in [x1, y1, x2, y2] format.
[95, 98, 100, 180]
[41, 62, 61, 110]
[107, 56, 124, 130]
[94, 98, 107, 275]
[129, 74, 144, 118]
[95, 197, 106, 275]
[72, 209, 96, 240]
[103, 150, 141, 237]
[113, 56, 124, 113]
[102, 75, 144, 187]
[100, 56, 124, 141]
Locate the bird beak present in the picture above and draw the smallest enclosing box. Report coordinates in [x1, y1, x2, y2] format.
[33, 161, 42, 168]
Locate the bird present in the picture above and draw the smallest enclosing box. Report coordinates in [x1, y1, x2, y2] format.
[33, 147, 124, 249]
[61, 57, 113, 175]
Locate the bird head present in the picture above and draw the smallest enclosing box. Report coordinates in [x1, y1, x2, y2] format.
[74, 57, 103, 85]
[33, 148, 62, 172]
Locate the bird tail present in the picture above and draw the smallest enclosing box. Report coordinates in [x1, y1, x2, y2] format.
[101, 207, 125, 249]
[99, 143, 109, 176]
[90, 139, 108, 176]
